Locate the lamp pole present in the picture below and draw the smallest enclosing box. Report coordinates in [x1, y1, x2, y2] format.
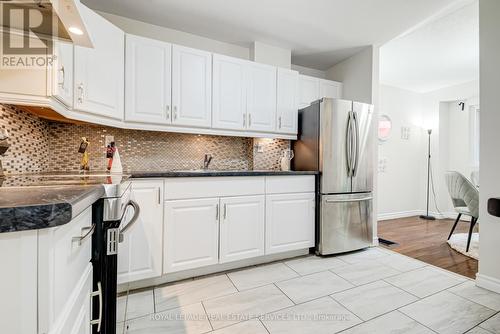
[420, 129, 436, 220]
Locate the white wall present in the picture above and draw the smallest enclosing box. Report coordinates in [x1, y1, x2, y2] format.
[378, 85, 425, 219]
[326, 46, 377, 104]
[250, 41, 291, 68]
[377, 81, 478, 220]
[98, 11, 251, 59]
[476, 0, 500, 293]
[421, 81, 479, 217]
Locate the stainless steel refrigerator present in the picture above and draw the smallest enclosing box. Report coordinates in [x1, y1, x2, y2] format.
[293, 98, 374, 255]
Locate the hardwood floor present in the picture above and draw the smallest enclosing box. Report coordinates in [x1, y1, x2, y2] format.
[378, 216, 478, 279]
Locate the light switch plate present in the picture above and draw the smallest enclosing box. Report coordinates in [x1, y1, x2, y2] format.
[401, 127, 411, 140]
[105, 135, 114, 147]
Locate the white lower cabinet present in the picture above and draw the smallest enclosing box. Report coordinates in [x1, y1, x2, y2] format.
[0, 230, 38, 334]
[219, 195, 265, 263]
[164, 198, 219, 273]
[162, 176, 316, 274]
[118, 180, 163, 284]
[266, 193, 316, 254]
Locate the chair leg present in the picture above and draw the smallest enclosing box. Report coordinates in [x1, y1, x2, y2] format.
[448, 213, 462, 240]
[466, 217, 477, 252]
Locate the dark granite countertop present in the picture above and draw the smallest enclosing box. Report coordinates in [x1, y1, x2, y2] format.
[0, 185, 104, 233]
[130, 170, 319, 178]
[0, 170, 318, 234]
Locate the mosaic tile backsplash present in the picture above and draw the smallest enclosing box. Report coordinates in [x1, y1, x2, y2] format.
[0, 105, 50, 174]
[0, 104, 290, 174]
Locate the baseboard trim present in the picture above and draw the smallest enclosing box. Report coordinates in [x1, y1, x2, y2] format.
[118, 249, 309, 293]
[378, 210, 422, 221]
[378, 210, 469, 221]
[476, 273, 500, 294]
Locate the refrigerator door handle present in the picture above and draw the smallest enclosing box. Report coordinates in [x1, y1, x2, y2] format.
[352, 111, 360, 177]
[325, 196, 373, 203]
[346, 111, 353, 176]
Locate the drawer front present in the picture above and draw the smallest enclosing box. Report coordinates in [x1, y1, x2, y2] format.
[165, 177, 265, 200]
[38, 207, 93, 330]
[265, 175, 315, 194]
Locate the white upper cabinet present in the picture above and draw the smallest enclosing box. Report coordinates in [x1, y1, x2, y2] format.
[125, 35, 172, 124]
[276, 68, 299, 134]
[51, 41, 74, 107]
[246, 62, 277, 132]
[118, 180, 163, 284]
[298, 75, 320, 108]
[74, 2, 124, 120]
[172, 45, 212, 128]
[212, 54, 247, 130]
[219, 195, 265, 263]
[319, 79, 342, 99]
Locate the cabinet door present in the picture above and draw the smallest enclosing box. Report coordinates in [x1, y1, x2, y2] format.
[219, 195, 265, 263]
[52, 40, 74, 107]
[74, 2, 124, 120]
[118, 180, 163, 284]
[125, 35, 172, 124]
[266, 193, 315, 254]
[276, 68, 299, 134]
[172, 45, 212, 128]
[246, 62, 276, 132]
[320, 79, 342, 99]
[298, 75, 320, 108]
[212, 54, 247, 130]
[164, 198, 219, 273]
[0, 230, 37, 334]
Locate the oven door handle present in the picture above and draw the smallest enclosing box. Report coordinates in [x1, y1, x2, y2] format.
[119, 200, 140, 242]
[90, 281, 102, 332]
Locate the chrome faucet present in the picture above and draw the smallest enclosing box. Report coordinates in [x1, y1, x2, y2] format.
[203, 154, 213, 170]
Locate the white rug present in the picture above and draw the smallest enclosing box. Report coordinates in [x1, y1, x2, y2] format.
[447, 233, 479, 260]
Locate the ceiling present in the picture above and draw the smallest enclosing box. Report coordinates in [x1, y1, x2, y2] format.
[380, 1, 479, 93]
[82, 0, 462, 70]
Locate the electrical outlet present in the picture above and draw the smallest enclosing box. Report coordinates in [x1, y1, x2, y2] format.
[105, 135, 114, 147]
[255, 143, 264, 153]
[378, 157, 388, 173]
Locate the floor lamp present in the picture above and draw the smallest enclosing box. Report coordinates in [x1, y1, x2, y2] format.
[420, 129, 436, 220]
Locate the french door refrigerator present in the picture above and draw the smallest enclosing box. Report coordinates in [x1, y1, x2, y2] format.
[293, 98, 374, 255]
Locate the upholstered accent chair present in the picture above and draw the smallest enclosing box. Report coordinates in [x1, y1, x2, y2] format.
[445, 171, 479, 252]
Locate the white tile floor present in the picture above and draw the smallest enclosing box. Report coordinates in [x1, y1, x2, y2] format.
[116, 247, 500, 334]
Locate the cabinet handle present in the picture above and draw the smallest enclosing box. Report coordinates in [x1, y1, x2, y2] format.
[58, 65, 65, 88]
[243, 115, 246, 127]
[166, 105, 171, 120]
[158, 188, 161, 204]
[72, 224, 95, 246]
[248, 114, 252, 127]
[90, 281, 103, 332]
[223, 204, 227, 220]
[173, 106, 178, 121]
[216, 204, 219, 220]
[278, 116, 282, 129]
[77, 83, 84, 104]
